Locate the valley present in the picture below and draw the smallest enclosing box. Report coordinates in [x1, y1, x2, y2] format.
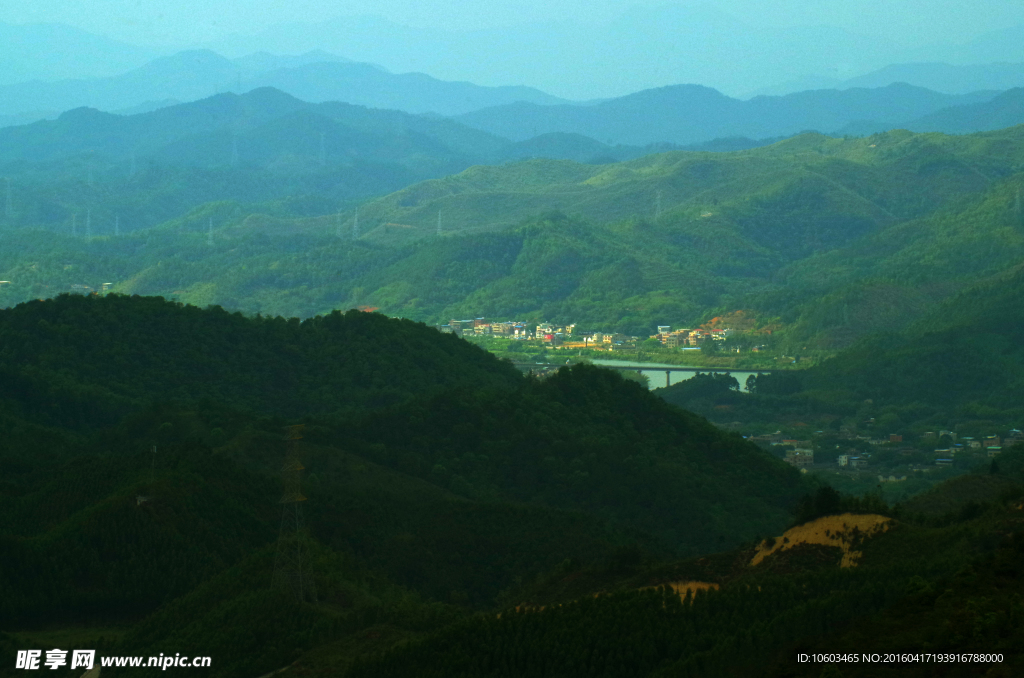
[2, 13, 1024, 676]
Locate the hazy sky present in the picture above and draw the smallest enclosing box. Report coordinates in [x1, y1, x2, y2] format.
[2, 0, 1021, 46]
[2, 1, 1021, 99]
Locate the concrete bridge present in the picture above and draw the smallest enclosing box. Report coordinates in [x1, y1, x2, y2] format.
[510, 362, 777, 388]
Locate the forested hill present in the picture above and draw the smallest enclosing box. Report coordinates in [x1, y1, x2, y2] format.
[0, 293, 804, 555]
[0, 293, 519, 428]
[666, 261, 1024, 438]
[3, 126, 1022, 342]
[351, 126, 1024, 240]
[0, 293, 817, 678]
[745, 261, 1024, 428]
[0, 87, 650, 236]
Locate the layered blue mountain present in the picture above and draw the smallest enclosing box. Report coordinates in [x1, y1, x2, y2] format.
[0, 88, 644, 234]
[749, 61, 1024, 97]
[454, 83, 1003, 146]
[901, 88, 1024, 133]
[205, 7, 1024, 100]
[0, 49, 569, 123]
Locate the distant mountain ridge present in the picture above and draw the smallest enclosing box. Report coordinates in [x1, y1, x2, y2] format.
[205, 8, 1024, 100]
[0, 87, 641, 170]
[902, 87, 1024, 134]
[839, 62, 1024, 94]
[0, 88, 648, 235]
[454, 83, 1001, 146]
[0, 48, 571, 123]
[748, 61, 1024, 97]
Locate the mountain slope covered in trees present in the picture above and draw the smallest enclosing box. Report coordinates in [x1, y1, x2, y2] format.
[0, 88, 652, 236]
[0, 294, 823, 677]
[3, 125, 1022, 346]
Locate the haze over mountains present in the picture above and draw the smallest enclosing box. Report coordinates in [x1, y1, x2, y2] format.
[198, 5, 1024, 99]
[454, 83, 1012, 146]
[4, 8, 1024, 104]
[0, 49, 567, 121]
[752, 61, 1024, 97]
[6, 62, 1024, 151]
[4, 7, 1024, 677]
[0, 21, 158, 84]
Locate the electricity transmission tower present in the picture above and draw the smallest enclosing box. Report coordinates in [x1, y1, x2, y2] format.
[136, 445, 157, 506]
[436, 209, 442, 236]
[272, 425, 317, 604]
[4, 177, 11, 220]
[352, 207, 360, 239]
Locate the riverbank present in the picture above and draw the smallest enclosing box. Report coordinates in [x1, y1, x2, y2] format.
[462, 336, 825, 371]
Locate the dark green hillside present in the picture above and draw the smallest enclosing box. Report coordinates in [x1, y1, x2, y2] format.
[787, 261, 1024, 412]
[0, 293, 519, 427]
[682, 261, 1024, 440]
[0, 399, 659, 626]
[346, 365, 804, 555]
[341, 525, 1024, 678]
[340, 450, 1024, 678]
[0, 296, 822, 678]
[0, 295, 806, 560]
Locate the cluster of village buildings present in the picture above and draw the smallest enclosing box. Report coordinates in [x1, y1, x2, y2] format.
[436, 318, 739, 349]
[749, 428, 1024, 474]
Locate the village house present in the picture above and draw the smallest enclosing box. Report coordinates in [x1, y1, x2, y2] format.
[838, 455, 866, 468]
[785, 448, 814, 468]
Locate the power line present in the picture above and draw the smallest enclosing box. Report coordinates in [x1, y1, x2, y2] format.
[272, 425, 318, 605]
